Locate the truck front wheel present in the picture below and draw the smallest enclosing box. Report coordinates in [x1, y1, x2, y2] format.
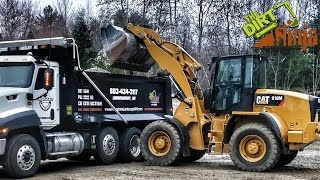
[3, 134, 41, 179]
[229, 123, 281, 171]
[141, 120, 181, 166]
[94, 127, 119, 164]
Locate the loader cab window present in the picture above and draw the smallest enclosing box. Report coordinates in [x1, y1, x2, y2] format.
[245, 56, 267, 89]
[214, 58, 242, 111]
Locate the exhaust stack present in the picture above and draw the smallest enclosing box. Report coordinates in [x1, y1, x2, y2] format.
[101, 25, 155, 72]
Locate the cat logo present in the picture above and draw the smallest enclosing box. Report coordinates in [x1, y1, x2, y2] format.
[256, 95, 270, 105]
[255, 94, 285, 106]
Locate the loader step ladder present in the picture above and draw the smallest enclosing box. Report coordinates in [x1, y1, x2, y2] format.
[209, 115, 229, 155]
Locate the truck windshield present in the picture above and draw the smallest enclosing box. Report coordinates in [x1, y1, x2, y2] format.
[0, 62, 35, 88]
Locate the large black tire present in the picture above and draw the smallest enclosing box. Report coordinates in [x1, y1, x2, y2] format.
[67, 150, 92, 161]
[118, 127, 142, 162]
[141, 120, 181, 166]
[276, 151, 298, 167]
[181, 149, 206, 163]
[229, 123, 281, 172]
[94, 127, 119, 164]
[3, 134, 41, 179]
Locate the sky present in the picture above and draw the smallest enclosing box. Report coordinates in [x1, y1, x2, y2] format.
[36, 0, 99, 14]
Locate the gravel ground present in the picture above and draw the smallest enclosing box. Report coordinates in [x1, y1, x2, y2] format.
[1, 141, 320, 180]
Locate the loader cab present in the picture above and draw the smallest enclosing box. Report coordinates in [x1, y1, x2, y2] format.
[206, 55, 267, 113]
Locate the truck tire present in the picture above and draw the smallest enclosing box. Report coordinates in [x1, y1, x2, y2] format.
[276, 151, 298, 167]
[141, 120, 181, 166]
[67, 150, 92, 161]
[181, 149, 206, 163]
[229, 123, 280, 172]
[94, 127, 119, 164]
[118, 127, 142, 162]
[3, 134, 41, 179]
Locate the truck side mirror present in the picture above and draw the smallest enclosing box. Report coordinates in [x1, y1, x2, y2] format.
[43, 69, 53, 91]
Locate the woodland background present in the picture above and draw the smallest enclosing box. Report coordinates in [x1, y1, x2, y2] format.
[0, 0, 319, 94]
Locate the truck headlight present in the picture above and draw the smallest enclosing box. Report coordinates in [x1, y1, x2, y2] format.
[0, 127, 8, 136]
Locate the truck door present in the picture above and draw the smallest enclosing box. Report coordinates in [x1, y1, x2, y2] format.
[33, 66, 60, 129]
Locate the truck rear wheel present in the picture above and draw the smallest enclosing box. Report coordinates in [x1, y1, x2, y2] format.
[94, 127, 119, 164]
[119, 127, 142, 162]
[276, 151, 298, 167]
[3, 134, 41, 179]
[229, 123, 280, 171]
[141, 120, 181, 166]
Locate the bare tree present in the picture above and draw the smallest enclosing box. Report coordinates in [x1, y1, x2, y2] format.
[56, 0, 72, 36]
[0, 0, 36, 40]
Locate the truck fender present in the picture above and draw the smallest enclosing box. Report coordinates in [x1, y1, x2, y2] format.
[164, 115, 190, 157]
[0, 110, 41, 130]
[1, 110, 48, 158]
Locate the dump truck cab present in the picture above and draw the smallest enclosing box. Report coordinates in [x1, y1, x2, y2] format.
[0, 55, 60, 130]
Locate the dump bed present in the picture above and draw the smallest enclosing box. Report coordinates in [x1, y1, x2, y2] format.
[61, 71, 172, 125]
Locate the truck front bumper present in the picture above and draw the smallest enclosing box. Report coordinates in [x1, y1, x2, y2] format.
[0, 139, 6, 155]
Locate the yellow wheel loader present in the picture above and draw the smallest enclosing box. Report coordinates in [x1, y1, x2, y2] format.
[102, 23, 320, 171]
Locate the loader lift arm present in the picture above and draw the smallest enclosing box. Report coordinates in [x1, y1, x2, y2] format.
[126, 23, 203, 101]
[121, 24, 209, 152]
[103, 23, 210, 165]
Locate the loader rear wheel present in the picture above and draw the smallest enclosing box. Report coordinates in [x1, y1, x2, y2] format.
[181, 149, 206, 163]
[3, 134, 41, 179]
[141, 120, 181, 166]
[276, 151, 298, 167]
[94, 127, 119, 164]
[229, 123, 280, 172]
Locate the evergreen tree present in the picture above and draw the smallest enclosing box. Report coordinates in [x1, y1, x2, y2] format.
[36, 5, 64, 37]
[72, 11, 96, 69]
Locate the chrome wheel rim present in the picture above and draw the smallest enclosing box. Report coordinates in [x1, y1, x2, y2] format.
[17, 145, 36, 171]
[103, 135, 115, 155]
[130, 135, 141, 157]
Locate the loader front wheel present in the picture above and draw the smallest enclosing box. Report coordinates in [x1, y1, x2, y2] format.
[141, 120, 181, 166]
[229, 123, 281, 171]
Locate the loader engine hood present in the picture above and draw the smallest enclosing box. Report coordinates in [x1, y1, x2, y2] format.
[255, 89, 318, 122]
[101, 25, 155, 72]
[0, 87, 29, 118]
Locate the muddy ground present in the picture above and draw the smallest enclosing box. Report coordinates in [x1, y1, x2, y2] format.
[1, 141, 320, 180]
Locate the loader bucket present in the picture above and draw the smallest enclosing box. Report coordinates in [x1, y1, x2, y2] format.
[101, 25, 155, 72]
